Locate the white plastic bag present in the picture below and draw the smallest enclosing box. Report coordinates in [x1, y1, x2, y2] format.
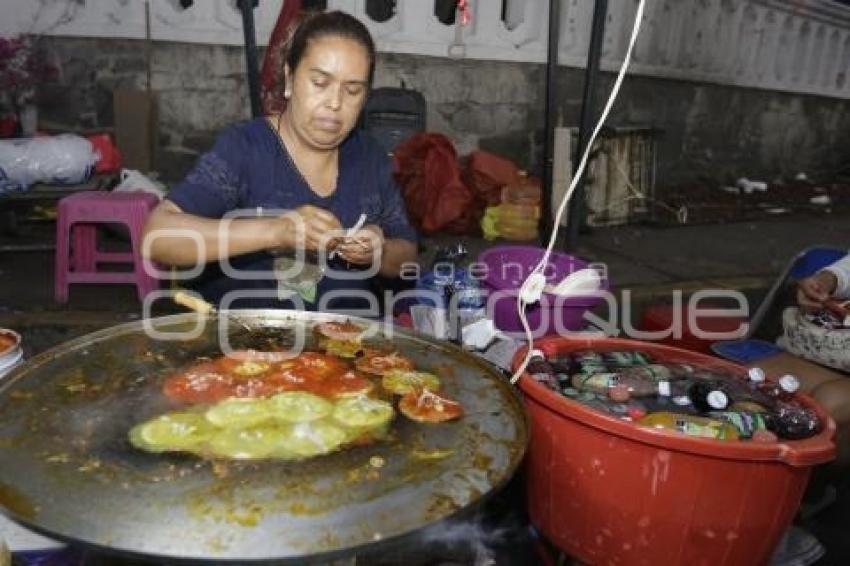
[0, 135, 98, 192]
[113, 169, 166, 200]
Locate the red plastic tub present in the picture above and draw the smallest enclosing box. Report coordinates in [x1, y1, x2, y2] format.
[516, 337, 836, 566]
[478, 245, 606, 335]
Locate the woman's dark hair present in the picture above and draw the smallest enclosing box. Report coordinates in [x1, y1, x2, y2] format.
[286, 10, 376, 86]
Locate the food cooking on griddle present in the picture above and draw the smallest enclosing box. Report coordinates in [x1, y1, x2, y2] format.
[313, 320, 368, 342]
[355, 349, 415, 375]
[161, 350, 358, 404]
[131, 322, 464, 460]
[314, 320, 368, 358]
[399, 389, 464, 423]
[319, 338, 363, 358]
[382, 369, 463, 424]
[382, 369, 441, 395]
[129, 392, 394, 460]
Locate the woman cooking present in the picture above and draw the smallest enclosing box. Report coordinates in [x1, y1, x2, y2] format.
[142, 11, 418, 311]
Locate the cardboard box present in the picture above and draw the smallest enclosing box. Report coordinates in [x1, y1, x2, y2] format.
[113, 89, 158, 173]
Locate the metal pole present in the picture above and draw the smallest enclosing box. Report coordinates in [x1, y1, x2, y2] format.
[238, 0, 263, 118]
[540, 0, 560, 243]
[565, 0, 608, 250]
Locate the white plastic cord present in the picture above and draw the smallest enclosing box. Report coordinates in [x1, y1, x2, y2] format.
[510, 0, 647, 385]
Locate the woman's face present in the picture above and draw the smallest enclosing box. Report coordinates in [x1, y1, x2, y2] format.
[284, 35, 371, 151]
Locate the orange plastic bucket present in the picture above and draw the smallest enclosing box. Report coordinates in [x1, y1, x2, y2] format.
[516, 336, 836, 566]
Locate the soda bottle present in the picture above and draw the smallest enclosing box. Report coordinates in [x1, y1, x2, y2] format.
[602, 350, 652, 367]
[574, 390, 618, 415]
[608, 383, 631, 402]
[688, 380, 731, 413]
[575, 361, 609, 376]
[709, 410, 770, 439]
[573, 391, 647, 421]
[641, 380, 700, 415]
[570, 351, 608, 376]
[621, 363, 693, 382]
[730, 400, 771, 414]
[548, 357, 575, 375]
[733, 370, 801, 410]
[572, 351, 604, 366]
[770, 402, 821, 440]
[527, 350, 558, 391]
[572, 371, 659, 397]
[572, 372, 616, 394]
[759, 374, 801, 402]
[606, 399, 648, 421]
[720, 367, 775, 409]
[638, 412, 740, 441]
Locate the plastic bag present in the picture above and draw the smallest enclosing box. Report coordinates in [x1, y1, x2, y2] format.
[0, 134, 98, 193]
[392, 133, 474, 235]
[113, 169, 166, 200]
[87, 133, 122, 174]
[464, 150, 520, 207]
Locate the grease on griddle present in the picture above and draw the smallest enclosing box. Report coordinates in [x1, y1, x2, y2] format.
[0, 481, 37, 520]
[227, 326, 296, 352]
[427, 493, 462, 517]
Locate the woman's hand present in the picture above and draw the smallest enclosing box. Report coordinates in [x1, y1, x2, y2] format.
[273, 205, 342, 253]
[335, 224, 384, 265]
[797, 270, 838, 312]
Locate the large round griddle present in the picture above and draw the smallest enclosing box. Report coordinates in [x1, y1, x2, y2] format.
[0, 311, 527, 563]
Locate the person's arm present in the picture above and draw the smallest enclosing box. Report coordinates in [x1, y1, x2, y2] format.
[143, 201, 343, 266]
[143, 200, 282, 266]
[797, 254, 850, 310]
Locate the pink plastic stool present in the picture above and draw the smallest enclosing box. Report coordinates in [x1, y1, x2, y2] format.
[54, 191, 160, 303]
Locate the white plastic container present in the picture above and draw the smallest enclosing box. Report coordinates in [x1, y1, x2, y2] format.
[0, 330, 22, 381]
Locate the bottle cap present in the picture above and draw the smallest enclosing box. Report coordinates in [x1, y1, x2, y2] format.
[707, 390, 729, 410]
[748, 367, 766, 383]
[530, 349, 545, 360]
[657, 381, 671, 397]
[778, 374, 800, 394]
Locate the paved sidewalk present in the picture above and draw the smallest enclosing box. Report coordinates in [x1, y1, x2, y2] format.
[574, 215, 850, 291]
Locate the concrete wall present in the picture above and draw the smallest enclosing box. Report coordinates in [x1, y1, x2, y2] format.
[12, 1, 850, 99]
[37, 36, 850, 188]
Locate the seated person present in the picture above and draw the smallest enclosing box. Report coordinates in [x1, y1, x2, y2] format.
[764, 254, 850, 566]
[790, 253, 850, 467]
[142, 11, 417, 313]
